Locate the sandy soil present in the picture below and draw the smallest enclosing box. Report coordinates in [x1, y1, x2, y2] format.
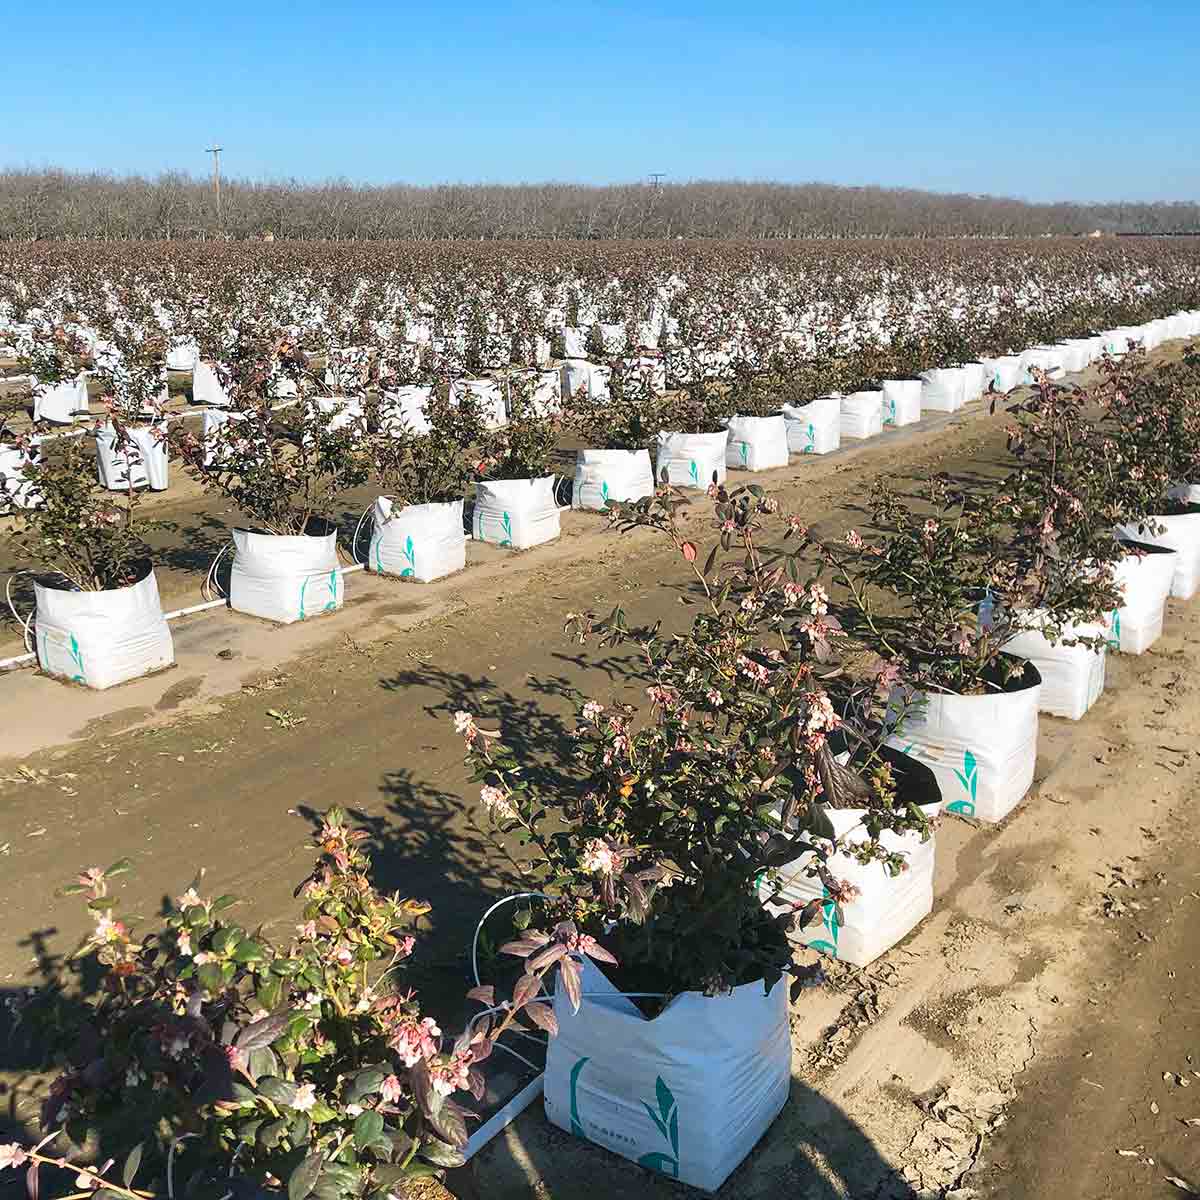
[2, 346, 1198, 1198]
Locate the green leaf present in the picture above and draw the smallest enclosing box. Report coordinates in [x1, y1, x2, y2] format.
[197, 962, 224, 995]
[345, 1067, 388, 1104]
[418, 1137, 466, 1169]
[121, 1145, 142, 1187]
[288, 1153, 323, 1200]
[352, 1110, 384, 1152]
[259, 1118, 288, 1149]
[257, 1076, 298, 1106]
[233, 939, 266, 963]
[104, 858, 133, 878]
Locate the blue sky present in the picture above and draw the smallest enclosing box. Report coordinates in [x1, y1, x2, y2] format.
[3, 0, 1196, 202]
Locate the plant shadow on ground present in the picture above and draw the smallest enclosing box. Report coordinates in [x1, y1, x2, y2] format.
[445, 1068, 921, 1200]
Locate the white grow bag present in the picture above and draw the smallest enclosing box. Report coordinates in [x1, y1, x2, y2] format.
[229, 528, 342, 624]
[762, 801, 942, 967]
[1117, 510, 1200, 600]
[543, 958, 790, 1192]
[888, 669, 1041, 823]
[881, 379, 921, 427]
[1106, 543, 1176, 654]
[95, 423, 169, 491]
[572, 449, 654, 511]
[841, 391, 884, 439]
[379, 386, 432, 436]
[959, 363, 988, 404]
[473, 476, 561, 549]
[368, 497, 465, 582]
[1005, 614, 1106, 722]
[782, 398, 840, 454]
[655, 431, 728, 489]
[0, 444, 41, 509]
[192, 361, 230, 408]
[34, 377, 89, 424]
[919, 367, 966, 412]
[978, 355, 1025, 394]
[725, 414, 789, 471]
[1022, 346, 1066, 379]
[560, 359, 612, 403]
[35, 568, 174, 690]
[166, 342, 199, 372]
[450, 378, 507, 429]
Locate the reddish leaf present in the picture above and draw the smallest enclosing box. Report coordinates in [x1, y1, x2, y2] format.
[512, 971, 542, 1009]
[465, 984, 495, 1006]
[527, 942, 568, 973]
[583, 942, 618, 966]
[523, 1002, 559, 1036]
[559, 958, 582, 1014]
[681, 541, 698, 563]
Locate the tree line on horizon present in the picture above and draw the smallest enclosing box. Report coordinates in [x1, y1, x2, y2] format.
[2, 167, 1198, 242]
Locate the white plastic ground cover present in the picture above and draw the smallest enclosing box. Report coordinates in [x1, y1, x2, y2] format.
[1107, 543, 1176, 654]
[572, 449, 654, 510]
[34, 569, 174, 689]
[919, 367, 966, 412]
[1117, 512, 1200, 600]
[450, 378, 507, 429]
[473, 476, 561, 549]
[977, 355, 1023, 394]
[368, 497, 465, 582]
[543, 958, 790, 1192]
[379, 385, 432, 436]
[560, 358, 612, 402]
[95, 423, 169, 491]
[34, 377, 88, 424]
[229, 528, 342, 624]
[881, 379, 921, 426]
[841, 391, 884, 439]
[192, 361, 230, 408]
[0, 444, 41, 508]
[1005, 615, 1106, 722]
[655, 431, 728, 489]
[761, 801, 942, 967]
[725, 414, 789, 471]
[782, 397, 841, 454]
[887, 670, 1041, 823]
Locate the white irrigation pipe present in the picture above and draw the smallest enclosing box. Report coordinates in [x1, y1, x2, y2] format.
[0, 559, 368, 674]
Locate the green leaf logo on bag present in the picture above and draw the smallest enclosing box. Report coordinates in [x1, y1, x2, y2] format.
[688, 460, 699, 486]
[808, 883, 840, 957]
[600, 480, 609, 505]
[323, 570, 338, 611]
[737, 441, 748, 465]
[500, 511, 513, 548]
[1108, 608, 1120, 650]
[401, 535, 415, 578]
[948, 748, 978, 816]
[885, 398, 896, 425]
[637, 1076, 680, 1179]
[804, 423, 815, 453]
[568, 1056, 589, 1138]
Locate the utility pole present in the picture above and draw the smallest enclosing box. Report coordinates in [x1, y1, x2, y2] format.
[206, 144, 223, 235]
[649, 172, 665, 191]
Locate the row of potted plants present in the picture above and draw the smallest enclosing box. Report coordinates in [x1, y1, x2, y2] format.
[3, 306, 1198, 690]
[4, 341, 1200, 1195]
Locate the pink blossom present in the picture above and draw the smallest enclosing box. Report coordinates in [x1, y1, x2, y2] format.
[706, 688, 724, 707]
[580, 839, 618, 876]
[922, 519, 938, 538]
[582, 701, 604, 722]
[807, 584, 829, 617]
[480, 785, 518, 821]
[291, 1083, 317, 1112]
[453, 711, 478, 743]
[175, 887, 203, 911]
[380, 1074, 404, 1104]
[390, 1015, 442, 1067]
[0, 1144, 29, 1171]
[295, 920, 318, 940]
[429, 1053, 472, 1097]
[93, 915, 126, 944]
[176, 930, 192, 957]
[844, 529, 864, 550]
[721, 518, 736, 533]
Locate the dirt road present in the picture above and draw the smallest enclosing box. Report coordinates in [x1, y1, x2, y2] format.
[2, 348, 1199, 1198]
